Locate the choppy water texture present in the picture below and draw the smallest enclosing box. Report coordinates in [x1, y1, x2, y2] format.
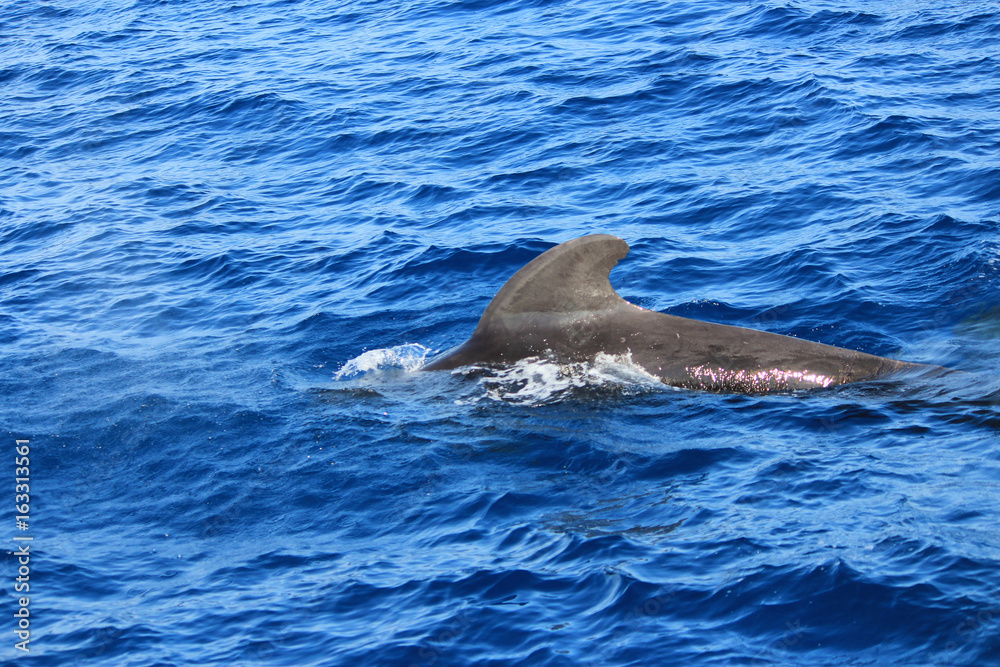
[2, 0, 1000, 664]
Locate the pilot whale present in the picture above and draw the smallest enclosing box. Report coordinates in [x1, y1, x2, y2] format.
[422, 234, 925, 393]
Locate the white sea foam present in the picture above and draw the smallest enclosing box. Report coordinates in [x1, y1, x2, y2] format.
[334, 345, 668, 404]
[333, 344, 432, 379]
[454, 352, 666, 406]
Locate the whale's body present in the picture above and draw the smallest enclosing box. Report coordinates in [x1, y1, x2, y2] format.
[422, 234, 922, 393]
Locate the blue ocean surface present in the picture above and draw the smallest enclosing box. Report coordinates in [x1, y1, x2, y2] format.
[2, 0, 1000, 664]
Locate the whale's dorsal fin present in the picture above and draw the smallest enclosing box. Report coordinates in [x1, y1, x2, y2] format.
[422, 233, 924, 388]
[477, 234, 630, 325]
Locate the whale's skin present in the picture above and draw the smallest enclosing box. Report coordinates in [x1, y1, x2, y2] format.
[422, 234, 921, 393]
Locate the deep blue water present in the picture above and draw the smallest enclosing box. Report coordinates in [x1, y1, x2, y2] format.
[2, 0, 1000, 664]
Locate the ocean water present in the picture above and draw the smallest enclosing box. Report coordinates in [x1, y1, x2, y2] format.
[2, 0, 999, 664]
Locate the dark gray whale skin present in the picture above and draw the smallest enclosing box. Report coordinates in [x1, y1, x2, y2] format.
[422, 234, 924, 393]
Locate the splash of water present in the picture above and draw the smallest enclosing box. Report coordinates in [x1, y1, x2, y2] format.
[333, 344, 432, 379]
[454, 352, 668, 406]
